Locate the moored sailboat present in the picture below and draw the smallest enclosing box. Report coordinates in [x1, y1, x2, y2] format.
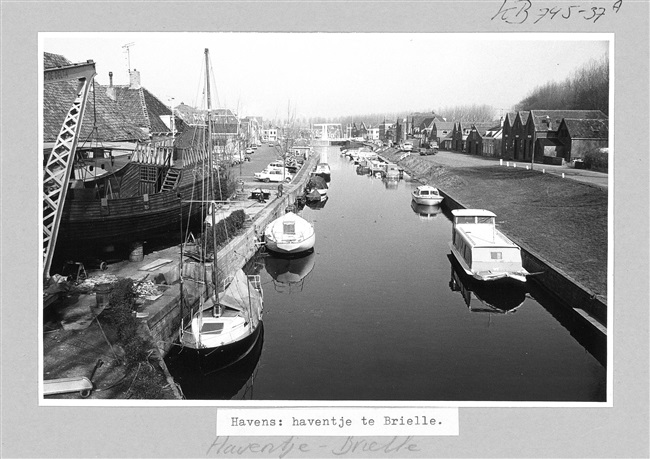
[178, 49, 263, 371]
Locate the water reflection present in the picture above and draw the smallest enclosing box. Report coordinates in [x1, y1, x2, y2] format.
[411, 201, 443, 220]
[264, 251, 316, 293]
[448, 255, 528, 314]
[165, 324, 264, 400]
[306, 196, 329, 210]
[383, 178, 399, 190]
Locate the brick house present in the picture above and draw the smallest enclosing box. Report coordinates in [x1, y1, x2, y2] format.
[507, 111, 531, 161]
[526, 110, 607, 164]
[431, 121, 455, 146]
[556, 118, 609, 162]
[465, 123, 495, 155]
[481, 124, 503, 157]
[501, 112, 516, 159]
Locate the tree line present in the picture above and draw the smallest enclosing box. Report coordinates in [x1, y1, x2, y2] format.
[267, 53, 608, 128]
[515, 54, 609, 115]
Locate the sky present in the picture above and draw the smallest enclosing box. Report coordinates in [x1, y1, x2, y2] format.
[42, 33, 609, 121]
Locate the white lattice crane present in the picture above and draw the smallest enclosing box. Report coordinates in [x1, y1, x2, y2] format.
[43, 60, 97, 279]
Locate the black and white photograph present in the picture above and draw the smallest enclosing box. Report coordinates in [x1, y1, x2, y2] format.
[39, 32, 609, 403]
[1, 1, 648, 458]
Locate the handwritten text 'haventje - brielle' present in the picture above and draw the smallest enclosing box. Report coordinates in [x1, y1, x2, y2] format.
[492, 0, 623, 24]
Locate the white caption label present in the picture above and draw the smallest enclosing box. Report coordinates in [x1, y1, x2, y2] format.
[216, 407, 459, 436]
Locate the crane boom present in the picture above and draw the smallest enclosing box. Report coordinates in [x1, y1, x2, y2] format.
[43, 60, 97, 279]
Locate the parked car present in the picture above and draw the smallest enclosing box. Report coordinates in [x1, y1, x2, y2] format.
[419, 147, 436, 156]
[246, 147, 254, 154]
[400, 141, 413, 152]
[254, 168, 293, 183]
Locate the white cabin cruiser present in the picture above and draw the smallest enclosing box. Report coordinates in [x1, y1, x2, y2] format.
[449, 209, 529, 283]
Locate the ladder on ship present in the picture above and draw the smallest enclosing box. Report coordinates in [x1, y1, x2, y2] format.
[42, 60, 97, 280]
[160, 168, 181, 192]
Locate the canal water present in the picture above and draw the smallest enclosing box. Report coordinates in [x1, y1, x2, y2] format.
[166, 146, 606, 402]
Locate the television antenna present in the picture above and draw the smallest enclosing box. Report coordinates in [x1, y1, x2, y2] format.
[122, 42, 135, 72]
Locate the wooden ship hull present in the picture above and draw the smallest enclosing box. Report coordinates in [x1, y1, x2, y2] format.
[55, 160, 211, 254]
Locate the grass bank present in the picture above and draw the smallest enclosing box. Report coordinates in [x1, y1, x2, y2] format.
[385, 149, 608, 301]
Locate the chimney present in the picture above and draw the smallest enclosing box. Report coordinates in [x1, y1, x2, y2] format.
[106, 71, 116, 101]
[129, 69, 141, 89]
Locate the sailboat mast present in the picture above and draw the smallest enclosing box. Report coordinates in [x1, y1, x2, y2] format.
[205, 48, 219, 305]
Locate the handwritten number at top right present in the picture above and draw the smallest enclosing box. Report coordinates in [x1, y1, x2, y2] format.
[491, 0, 623, 24]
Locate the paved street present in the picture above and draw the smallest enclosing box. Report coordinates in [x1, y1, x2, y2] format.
[423, 149, 609, 190]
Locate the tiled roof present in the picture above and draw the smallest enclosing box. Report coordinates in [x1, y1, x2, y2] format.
[142, 88, 175, 133]
[530, 110, 607, 131]
[175, 125, 208, 149]
[517, 111, 531, 125]
[433, 121, 455, 131]
[504, 112, 517, 127]
[44, 52, 72, 68]
[111, 86, 149, 130]
[43, 80, 148, 143]
[469, 124, 492, 136]
[561, 118, 609, 139]
[537, 137, 564, 147]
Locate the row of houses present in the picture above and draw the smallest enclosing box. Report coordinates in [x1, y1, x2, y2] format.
[437, 110, 608, 164]
[345, 108, 608, 165]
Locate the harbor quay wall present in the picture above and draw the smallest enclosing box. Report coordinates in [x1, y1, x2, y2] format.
[439, 190, 607, 331]
[145, 153, 318, 357]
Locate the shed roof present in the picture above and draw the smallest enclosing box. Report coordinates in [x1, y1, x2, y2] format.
[530, 110, 607, 131]
[561, 118, 609, 139]
[469, 123, 494, 136]
[537, 137, 565, 147]
[433, 121, 455, 130]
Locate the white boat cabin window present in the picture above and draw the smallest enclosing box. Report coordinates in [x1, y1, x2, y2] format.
[283, 221, 296, 235]
[200, 322, 224, 334]
[456, 216, 495, 225]
[491, 251, 503, 260]
[456, 216, 475, 224]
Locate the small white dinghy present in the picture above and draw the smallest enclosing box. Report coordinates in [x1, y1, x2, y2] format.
[264, 211, 315, 255]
